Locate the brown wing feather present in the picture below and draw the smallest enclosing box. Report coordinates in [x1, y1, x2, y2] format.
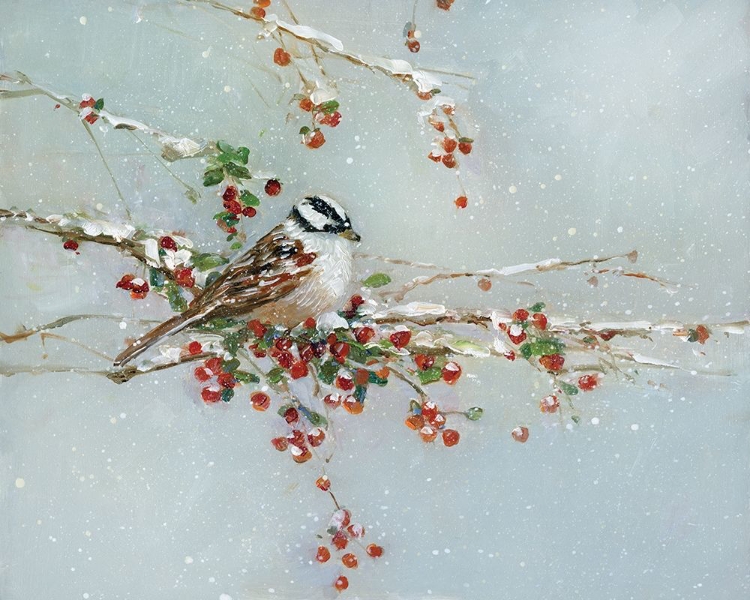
[192, 225, 316, 318]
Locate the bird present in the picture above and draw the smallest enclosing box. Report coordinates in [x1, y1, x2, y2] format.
[113, 195, 361, 367]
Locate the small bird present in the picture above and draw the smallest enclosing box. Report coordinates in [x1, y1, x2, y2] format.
[114, 195, 361, 367]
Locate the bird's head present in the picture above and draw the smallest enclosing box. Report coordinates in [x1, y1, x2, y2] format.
[290, 195, 361, 242]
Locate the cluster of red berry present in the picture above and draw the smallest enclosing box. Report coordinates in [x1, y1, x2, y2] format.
[296, 97, 342, 149]
[405, 399, 461, 446]
[405, 28, 420, 53]
[78, 94, 103, 125]
[497, 306, 566, 371]
[313, 478, 384, 592]
[269, 403, 326, 464]
[115, 274, 150, 300]
[194, 356, 240, 403]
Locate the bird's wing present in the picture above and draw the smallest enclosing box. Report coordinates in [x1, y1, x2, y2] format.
[194, 225, 317, 314]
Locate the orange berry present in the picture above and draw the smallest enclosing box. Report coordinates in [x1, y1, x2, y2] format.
[539, 354, 565, 371]
[455, 195, 468, 209]
[316, 476, 331, 491]
[316, 546, 331, 563]
[420, 425, 438, 443]
[334, 576, 349, 592]
[405, 414, 425, 430]
[539, 395, 559, 414]
[342, 396, 364, 415]
[442, 137, 458, 153]
[254, 0, 271, 6]
[250, 391, 271, 411]
[342, 553, 358, 569]
[249, 6, 265, 18]
[305, 130, 326, 149]
[441, 361, 462, 385]
[478, 278, 491, 291]
[273, 47, 291, 66]
[511, 426, 529, 443]
[458, 141, 473, 154]
[366, 544, 383, 558]
[442, 153, 457, 168]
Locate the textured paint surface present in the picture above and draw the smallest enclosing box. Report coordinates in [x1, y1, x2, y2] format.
[1, 1, 749, 599]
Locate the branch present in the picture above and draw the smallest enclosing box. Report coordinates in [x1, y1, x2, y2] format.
[0, 71, 211, 161]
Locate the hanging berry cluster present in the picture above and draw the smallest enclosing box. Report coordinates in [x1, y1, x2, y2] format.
[295, 96, 342, 149]
[249, 0, 271, 19]
[202, 140, 282, 246]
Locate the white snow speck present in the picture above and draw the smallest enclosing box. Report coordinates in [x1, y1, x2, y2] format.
[591, 417, 600, 425]
[15, 478, 25, 488]
[631, 423, 640, 431]
[184, 556, 193, 564]
[79, 16, 87, 25]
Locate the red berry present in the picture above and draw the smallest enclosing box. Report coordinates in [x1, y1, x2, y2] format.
[442, 137, 458, 153]
[513, 308, 529, 322]
[319, 111, 342, 127]
[421, 401, 439, 422]
[349, 294, 365, 309]
[442, 429, 460, 447]
[79, 97, 95, 109]
[116, 274, 135, 290]
[273, 47, 291, 66]
[332, 530, 349, 550]
[305, 130, 326, 149]
[355, 327, 375, 343]
[287, 429, 306, 448]
[222, 186, 238, 202]
[205, 357, 223, 374]
[578, 374, 598, 391]
[307, 427, 326, 448]
[223, 198, 242, 215]
[414, 354, 435, 370]
[303, 317, 316, 329]
[299, 98, 313, 112]
[254, 0, 270, 7]
[427, 152, 442, 162]
[290, 361, 309, 379]
[389, 330, 411, 349]
[251, 392, 271, 411]
[441, 361, 462, 385]
[405, 414, 425, 430]
[428, 115, 445, 132]
[316, 476, 331, 491]
[187, 341, 202, 355]
[250, 6, 265, 18]
[217, 371, 236, 389]
[342, 553, 358, 569]
[330, 341, 350, 363]
[346, 523, 365, 538]
[511, 426, 529, 443]
[539, 354, 565, 372]
[129, 280, 149, 300]
[436, 0, 455, 10]
[274, 349, 294, 369]
[442, 153, 457, 168]
[315, 546, 331, 563]
[458, 141, 473, 155]
[455, 195, 468, 209]
[540, 395, 559, 413]
[298, 343, 314, 363]
[323, 394, 341, 409]
[84, 113, 99, 125]
[159, 236, 178, 251]
[242, 206, 257, 218]
[271, 436, 288, 451]
[201, 388, 221, 404]
[264, 179, 282, 196]
[406, 39, 420, 53]
[478, 278, 492, 291]
[334, 576, 349, 592]
[247, 319, 267, 338]
[507, 324, 527, 345]
[194, 367, 211, 382]
[532, 313, 548, 330]
[366, 544, 383, 558]
[283, 407, 299, 424]
[63, 239, 79, 251]
[175, 268, 195, 288]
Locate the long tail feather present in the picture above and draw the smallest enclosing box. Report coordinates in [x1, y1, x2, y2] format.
[113, 308, 207, 367]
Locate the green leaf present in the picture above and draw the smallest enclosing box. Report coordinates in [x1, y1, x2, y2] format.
[465, 407, 484, 421]
[317, 100, 339, 114]
[94, 98, 104, 111]
[302, 408, 328, 427]
[362, 273, 392, 288]
[236, 146, 250, 165]
[528, 339, 565, 356]
[317, 360, 339, 385]
[571, 415, 581, 424]
[409, 399, 421, 413]
[184, 188, 200, 204]
[240, 190, 261, 207]
[203, 168, 224, 187]
[192, 252, 229, 271]
[277, 402, 294, 417]
[347, 342, 369, 364]
[267, 367, 285, 384]
[164, 282, 187, 313]
[224, 332, 242, 355]
[529, 302, 546, 313]
[149, 267, 165, 288]
[687, 329, 698, 343]
[230, 242, 242, 250]
[368, 371, 388, 386]
[222, 358, 241, 372]
[200, 317, 240, 330]
[559, 381, 579, 396]
[418, 367, 442, 385]
[206, 272, 221, 287]
[234, 370, 260, 384]
[354, 385, 367, 403]
[519, 343, 533, 360]
[216, 140, 236, 155]
[458, 136, 473, 143]
[224, 163, 251, 179]
[299, 126, 311, 135]
[220, 388, 234, 403]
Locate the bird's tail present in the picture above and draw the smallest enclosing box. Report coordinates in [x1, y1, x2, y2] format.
[113, 306, 208, 367]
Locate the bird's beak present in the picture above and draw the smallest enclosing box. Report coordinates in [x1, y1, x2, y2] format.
[339, 229, 361, 243]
